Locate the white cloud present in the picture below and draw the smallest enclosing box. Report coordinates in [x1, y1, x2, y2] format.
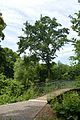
[0, 0, 80, 64]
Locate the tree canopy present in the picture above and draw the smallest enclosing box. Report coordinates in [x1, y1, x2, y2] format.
[18, 16, 69, 79]
[70, 11, 80, 64]
[71, 11, 80, 36]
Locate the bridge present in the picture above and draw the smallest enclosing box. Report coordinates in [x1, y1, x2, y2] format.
[0, 87, 79, 120]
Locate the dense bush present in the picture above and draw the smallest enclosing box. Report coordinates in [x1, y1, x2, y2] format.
[0, 74, 35, 105]
[49, 91, 80, 120]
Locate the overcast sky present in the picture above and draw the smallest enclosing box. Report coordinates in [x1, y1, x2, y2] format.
[0, 0, 80, 64]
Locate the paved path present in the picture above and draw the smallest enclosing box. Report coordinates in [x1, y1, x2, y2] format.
[37, 88, 71, 100]
[0, 88, 72, 120]
[0, 100, 47, 120]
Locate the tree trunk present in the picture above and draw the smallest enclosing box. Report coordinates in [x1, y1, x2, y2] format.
[46, 56, 51, 81]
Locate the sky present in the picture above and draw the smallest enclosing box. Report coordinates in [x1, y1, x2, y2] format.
[0, 0, 80, 64]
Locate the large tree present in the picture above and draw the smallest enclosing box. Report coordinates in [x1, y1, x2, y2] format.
[70, 11, 80, 64]
[18, 16, 69, 80]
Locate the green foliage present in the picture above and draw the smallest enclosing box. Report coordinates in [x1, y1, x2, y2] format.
[14, 57, 37, 83]
[70, 11, 80, 64]
[70, 40, 80, 64]
[17, 85, 35, 101]
[51, 62, 70, 81]
[0, 12, 6, 41]
[74, 80, 80, 88]
[34, 63, 48, 83]
[49, 91, 80, 120]
[71, 11, 80, 36]
[0, 47, 6, 74]
[0, 47, 19, 78]
[18, 15, 69, 79]
[14, 56, 48, 84]
[14, 54, 74, 86]
[0, 74, 35, 105]
[68, 64, 80, 81]
[0, 14, 18, 78]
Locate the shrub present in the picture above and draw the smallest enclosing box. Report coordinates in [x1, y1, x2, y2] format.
[49, 91, 80, 120]
[0, 74, 35, 105]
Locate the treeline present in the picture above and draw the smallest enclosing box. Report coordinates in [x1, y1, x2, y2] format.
[0, 11, 80, 104]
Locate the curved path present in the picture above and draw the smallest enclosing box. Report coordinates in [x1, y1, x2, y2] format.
[0, 88, 73, 120]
